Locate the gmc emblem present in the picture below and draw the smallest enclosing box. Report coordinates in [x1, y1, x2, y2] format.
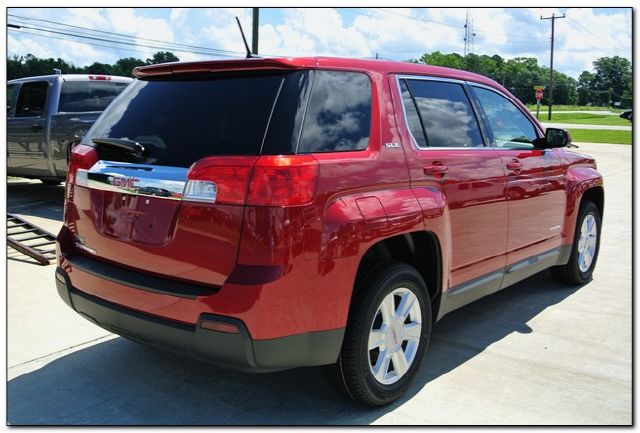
[110, 176, 139, 189]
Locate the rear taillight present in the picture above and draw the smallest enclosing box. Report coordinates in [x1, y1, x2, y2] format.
[184, 155, 318, 207]
[68, 144, 99, 185]
[185, 156, 257, 205]
[247, 155, 318, 206]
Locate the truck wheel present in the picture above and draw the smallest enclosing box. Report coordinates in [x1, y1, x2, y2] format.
[324, 262, 431, 406]
[40, 179, 62, 186]
[551, 201, 601, 284]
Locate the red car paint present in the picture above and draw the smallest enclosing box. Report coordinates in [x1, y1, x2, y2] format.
[57, 56, 602, 345]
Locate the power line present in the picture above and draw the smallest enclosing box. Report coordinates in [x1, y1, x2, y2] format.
[370, 8, 550, 42]
[9, 28, 156, 57]
[563, 16, 628, 57]
[8, 22, 240, 58]
[8, 13, 241, 56]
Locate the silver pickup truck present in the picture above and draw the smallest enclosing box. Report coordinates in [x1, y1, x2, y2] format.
[7, 72, 132, 184]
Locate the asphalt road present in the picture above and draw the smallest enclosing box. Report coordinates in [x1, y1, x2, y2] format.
[7, 142, 631, 425]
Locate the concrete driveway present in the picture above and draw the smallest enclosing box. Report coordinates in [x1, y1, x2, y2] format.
[7, 142, 631, 425]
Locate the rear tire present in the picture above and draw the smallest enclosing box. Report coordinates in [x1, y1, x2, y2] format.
[324, 262, 432, 406]
[551, 200, 601, 284]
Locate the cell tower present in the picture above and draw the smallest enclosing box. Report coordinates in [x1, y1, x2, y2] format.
[463, 10, 476, 56]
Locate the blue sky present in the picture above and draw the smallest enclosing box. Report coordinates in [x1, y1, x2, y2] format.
[7, 7, 632, 78]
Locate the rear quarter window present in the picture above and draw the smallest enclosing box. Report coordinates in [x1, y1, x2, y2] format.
[297, 71, 371, 153]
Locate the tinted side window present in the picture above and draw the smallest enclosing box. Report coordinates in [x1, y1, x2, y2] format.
[15, 81, 48, 117]
[59, 81, 129, 112]
[298, 71, 371, 153]
[7, 83, 17, 116]
[405, 80, 484, 148]
[472, 86, 538, 149]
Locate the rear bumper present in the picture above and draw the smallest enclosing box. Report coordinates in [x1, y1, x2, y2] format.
[55, 267, 344, 372]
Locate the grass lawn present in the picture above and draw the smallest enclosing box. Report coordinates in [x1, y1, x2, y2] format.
[532, 112, 631, 126]
[526, 104, 624, 113]
[569, 129, 632, 145]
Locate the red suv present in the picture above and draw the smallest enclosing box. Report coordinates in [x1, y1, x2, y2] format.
[56, 57, 603, 406]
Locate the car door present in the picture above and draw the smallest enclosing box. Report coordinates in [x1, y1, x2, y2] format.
[468, 84, 566, 285]
[8, 80, 51, 177]
[394, 76, 509, 297]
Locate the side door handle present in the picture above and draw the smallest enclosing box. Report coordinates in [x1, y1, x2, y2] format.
[424, 164, 449, 178]
[506, 159, 523, 173]
[31, 123, 43, 132]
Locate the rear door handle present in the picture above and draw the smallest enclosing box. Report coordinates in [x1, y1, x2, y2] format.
[424, 165, 449, 176]
[31, 123, 43, 132]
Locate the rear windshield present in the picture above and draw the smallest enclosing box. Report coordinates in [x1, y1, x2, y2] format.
[59, 81, 129, 112]
[85, 72, 298, 167]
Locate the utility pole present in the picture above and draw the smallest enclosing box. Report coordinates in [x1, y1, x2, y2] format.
[252, 8, 259, 55]
[541, 13, 565, 121]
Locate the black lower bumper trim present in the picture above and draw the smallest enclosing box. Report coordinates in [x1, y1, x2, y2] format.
[67, 254, 219, 299]
[56, 268, 344, 372]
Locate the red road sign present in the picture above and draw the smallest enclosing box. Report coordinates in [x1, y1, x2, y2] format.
[535, 89, 544, 100]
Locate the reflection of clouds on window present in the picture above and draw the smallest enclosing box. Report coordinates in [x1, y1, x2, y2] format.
[406, 80, 483, 148]
[298, 71, 371, 153]
[473, 87, 537, 148]
[89, 81, 147, 140]
[415, 98, 479, 147]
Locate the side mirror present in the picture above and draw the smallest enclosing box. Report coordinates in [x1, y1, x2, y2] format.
[544, 127, 572, 148]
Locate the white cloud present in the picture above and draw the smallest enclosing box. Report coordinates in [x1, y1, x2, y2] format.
[6, 7, 632, 79]
[170, 8, 189, 24]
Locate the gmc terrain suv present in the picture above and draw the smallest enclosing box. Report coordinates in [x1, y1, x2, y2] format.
[56, 57, 603, 406]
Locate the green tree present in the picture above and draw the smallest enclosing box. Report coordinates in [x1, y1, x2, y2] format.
[410, 52, 578, 105]
[577, 71, 595, 106]
[591, 56, 632, 107]
[7, 51, 180, 81]
[83, 62, 113, 75]
[415, 51, 465, 70]
[146, 51, 179, 64]
[112, 57, 147, 77]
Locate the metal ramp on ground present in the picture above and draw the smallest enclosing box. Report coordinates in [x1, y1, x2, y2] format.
[7, 213, 57, 265]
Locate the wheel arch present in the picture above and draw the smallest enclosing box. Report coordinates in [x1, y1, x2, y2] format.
[581, 185, 604, 218]
[353, 231, 443, 321]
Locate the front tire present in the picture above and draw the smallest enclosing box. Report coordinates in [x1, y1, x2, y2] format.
[324, 262, 432, 406]
[551, 200, 601, 284]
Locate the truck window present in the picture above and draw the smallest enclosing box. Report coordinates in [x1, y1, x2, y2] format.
[402, 79, 484, 148]
[297, 71, 371, 153]
[7, 83, 17, 116]
[58, 81, 130, 112]
[15, 81, 48, 117]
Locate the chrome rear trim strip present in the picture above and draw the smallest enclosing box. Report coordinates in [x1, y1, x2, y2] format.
[79, 160, 188, 200]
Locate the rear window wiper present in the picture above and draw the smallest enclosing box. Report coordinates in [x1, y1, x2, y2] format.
[91, 137, 145, 155]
